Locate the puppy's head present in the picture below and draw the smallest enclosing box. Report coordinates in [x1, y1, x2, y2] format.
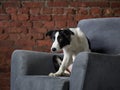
[46, 29, 74, 52]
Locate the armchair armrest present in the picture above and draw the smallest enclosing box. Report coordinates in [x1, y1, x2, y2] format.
[11, 50, 56, 75]
[15, 76, 69, 90]
[70, 52, 120, 90]
[11, 50, 56, 90]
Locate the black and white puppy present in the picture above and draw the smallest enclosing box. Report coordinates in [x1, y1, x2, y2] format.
[46, 27, 90, 76]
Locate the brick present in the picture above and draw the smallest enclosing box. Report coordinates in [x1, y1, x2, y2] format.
[47, 1, 68, 7]
[75, 15, 93, 21]
[9, 34, 20, 41]
[10, 21, 22, 27]
[6, 7, 17, 14]
[1, 87, 10, 90]
[67, 15, 74, 21]
[3, 2, 20, 8]
[0, 63, 10, 72]
[37, 40, 51, 46]
[20, 33, 44, 40]
[0, 40, 14, 47]
[11, 14, 29, 21]
[22, 21, 32, 27]
[67, 20, 77, 27]
[70, 2, 109, 7]
[87, 2, 109, 7]
[17, 14, 29, 21]
[114, 9, 120, 16]
[70, 2, 84, 7]
[18, 7, 29, 14]
[30, 15, 41, 21]
[20, 33, 33, 40]
[15, 39, 35, 47]
[35, 39, 52, 52]
[90, 7, 101, 16]
[44, 21, 55, 29]
[0, 47, 14, 55]
[40, 15, 52, 21]
[0, 78, 10, 87]
[0, 8, 6, 14]
[21, 46, 33, 50]
[6, 27, 27, 33]
[11, 14, 18, 21]
[0, 14, 10, 20]
[6, 58, 11, 65]
[55, 21, 67, 28]
[111, 2, 120, 8]
[65, 8, 76, 14]
[30, 27, 47, 33]
[53, 8, 64, 14]
[77, 8, 88, 15]
[30, 8, 40, 15]
[33, 45, 50, 52]
[33, 21, 43, 28]
[103, 8, 114, 16]
[52, 15, 67, 21]
[31, 15, 51, 21]
[0, 34, 9, 40]
[22, 2, 44, 8]
[0, 72, 10, 79]
[36, 40, 51, 47]
[42, 8, 52, 14]
[0, 54, 6, 65]
[0, 21, 10, 27]
[30, 33, 44, 40]
[0, 28, 4, 34]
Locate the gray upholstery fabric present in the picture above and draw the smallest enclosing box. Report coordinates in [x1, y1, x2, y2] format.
[83, 53, 120, 90]
[11, 18, 120, 90]
[70, 52, 89, 90]
[11, 50, 68, 90]
[15, 76, 69, 90]
[70, 52, 120, 90]
[70, 18, 120, 90]
[78, 18, 120, 54]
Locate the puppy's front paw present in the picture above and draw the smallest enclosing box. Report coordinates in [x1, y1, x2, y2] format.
[49, 72, 61, 77]
[49, 73, 56, 77]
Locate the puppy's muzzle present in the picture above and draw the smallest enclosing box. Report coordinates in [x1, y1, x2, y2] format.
[51, 48, 57, 52]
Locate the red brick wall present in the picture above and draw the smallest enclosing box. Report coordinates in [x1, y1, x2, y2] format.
[0, 0, 120, 90]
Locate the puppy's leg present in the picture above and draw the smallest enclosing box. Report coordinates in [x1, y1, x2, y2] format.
[49, 54, 72, 77]
[52, 55, 63, 71]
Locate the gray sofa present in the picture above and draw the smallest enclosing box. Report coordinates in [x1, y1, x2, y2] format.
[11, 18, 120, 90]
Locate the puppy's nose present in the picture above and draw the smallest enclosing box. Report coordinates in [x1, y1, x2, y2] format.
[52, 48, 56, 52]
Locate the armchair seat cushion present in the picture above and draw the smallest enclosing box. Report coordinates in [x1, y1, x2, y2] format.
[15, 76, 69, 90]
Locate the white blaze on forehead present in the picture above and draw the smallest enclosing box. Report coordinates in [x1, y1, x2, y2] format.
[55, 32, 59, 39]
[51, 31, 60, 51]
[54, 32, 59, 44]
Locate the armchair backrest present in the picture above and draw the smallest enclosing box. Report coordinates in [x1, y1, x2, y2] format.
[77, 18, 120, 54]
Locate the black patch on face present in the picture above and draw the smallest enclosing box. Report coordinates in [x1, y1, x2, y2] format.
[58, 29, 74, 49]
[46, 30, 58, 42]
[46, 29, 74, 49]
[46, 30, 57, 39]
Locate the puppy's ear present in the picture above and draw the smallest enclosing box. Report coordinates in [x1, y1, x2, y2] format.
[63, 29, 74, 35]
[46, 30, 54, 37]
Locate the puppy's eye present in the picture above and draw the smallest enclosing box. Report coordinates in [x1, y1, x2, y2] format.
[59, 38, 62, 41]
[58, 37, 62, 42]
[52, 36, 55, 41]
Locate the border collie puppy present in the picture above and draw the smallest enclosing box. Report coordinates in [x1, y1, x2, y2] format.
[46, 27, 90, 77]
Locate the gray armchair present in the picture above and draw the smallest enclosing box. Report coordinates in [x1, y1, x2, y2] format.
[11, 18, 120, 90]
